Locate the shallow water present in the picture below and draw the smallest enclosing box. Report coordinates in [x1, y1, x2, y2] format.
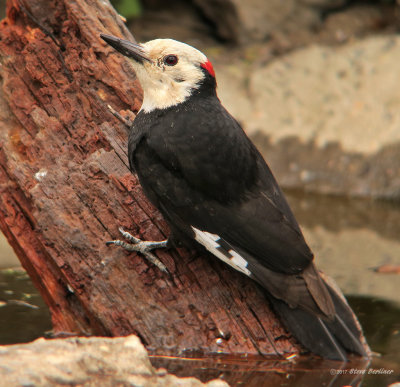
[0, 268, 52, 345]
[0, 192, 399, 386]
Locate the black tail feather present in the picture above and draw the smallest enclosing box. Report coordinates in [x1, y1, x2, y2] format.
[269, 296, 347, 361]
[267, 284, 369, 361]
[323, 285, 369, 357]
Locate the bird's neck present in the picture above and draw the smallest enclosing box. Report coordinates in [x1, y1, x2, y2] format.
[140, 76, 217, 113]
[140, 84, 191, 113]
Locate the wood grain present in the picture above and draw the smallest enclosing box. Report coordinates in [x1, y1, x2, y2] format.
[0, 0, 299, 356]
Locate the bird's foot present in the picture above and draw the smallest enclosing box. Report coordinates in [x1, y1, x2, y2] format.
[106, 227, 169, 273]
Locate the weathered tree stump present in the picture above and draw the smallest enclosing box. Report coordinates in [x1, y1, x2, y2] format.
[0, 0, 299, 356]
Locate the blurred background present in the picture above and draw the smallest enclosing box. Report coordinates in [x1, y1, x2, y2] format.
[0, 0, 399, 385]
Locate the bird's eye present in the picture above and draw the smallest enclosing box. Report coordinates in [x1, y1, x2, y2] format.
[163, 55, 178, 66]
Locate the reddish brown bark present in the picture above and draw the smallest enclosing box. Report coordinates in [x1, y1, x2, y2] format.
[0, 0, 299, 356]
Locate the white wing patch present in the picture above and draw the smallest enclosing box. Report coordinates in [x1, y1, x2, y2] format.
[192, 227, 251, 276]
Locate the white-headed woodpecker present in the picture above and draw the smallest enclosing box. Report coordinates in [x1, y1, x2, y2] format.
[101, 33, 369, 361]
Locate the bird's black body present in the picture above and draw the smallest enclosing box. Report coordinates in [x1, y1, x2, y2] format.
[130, 73, 312, 271]
[101, 33, 369, 361]
[128, 71, 366, 360]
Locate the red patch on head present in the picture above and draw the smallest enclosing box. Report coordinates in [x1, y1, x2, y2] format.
[200, 59, 215, 78]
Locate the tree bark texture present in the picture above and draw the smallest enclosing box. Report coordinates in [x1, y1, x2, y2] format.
[0, 0, 299, 356]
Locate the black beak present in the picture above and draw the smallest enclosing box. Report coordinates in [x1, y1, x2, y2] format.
[100, 34, 151, 63]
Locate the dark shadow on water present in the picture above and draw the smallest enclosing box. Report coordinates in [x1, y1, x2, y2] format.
[348, 296, 400, 364]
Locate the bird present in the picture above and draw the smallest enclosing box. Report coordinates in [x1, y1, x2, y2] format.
[100, 33, 369, 361]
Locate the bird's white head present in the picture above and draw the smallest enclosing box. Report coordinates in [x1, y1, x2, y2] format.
[101, 35, 216, 113]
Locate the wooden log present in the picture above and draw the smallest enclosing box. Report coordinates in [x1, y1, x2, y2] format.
[0, 0, 298, 356]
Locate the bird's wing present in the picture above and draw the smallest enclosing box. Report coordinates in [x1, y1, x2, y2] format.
[140, 100, 314, 275]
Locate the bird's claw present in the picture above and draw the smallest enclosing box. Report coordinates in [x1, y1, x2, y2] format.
[106, 227, 169, 274]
